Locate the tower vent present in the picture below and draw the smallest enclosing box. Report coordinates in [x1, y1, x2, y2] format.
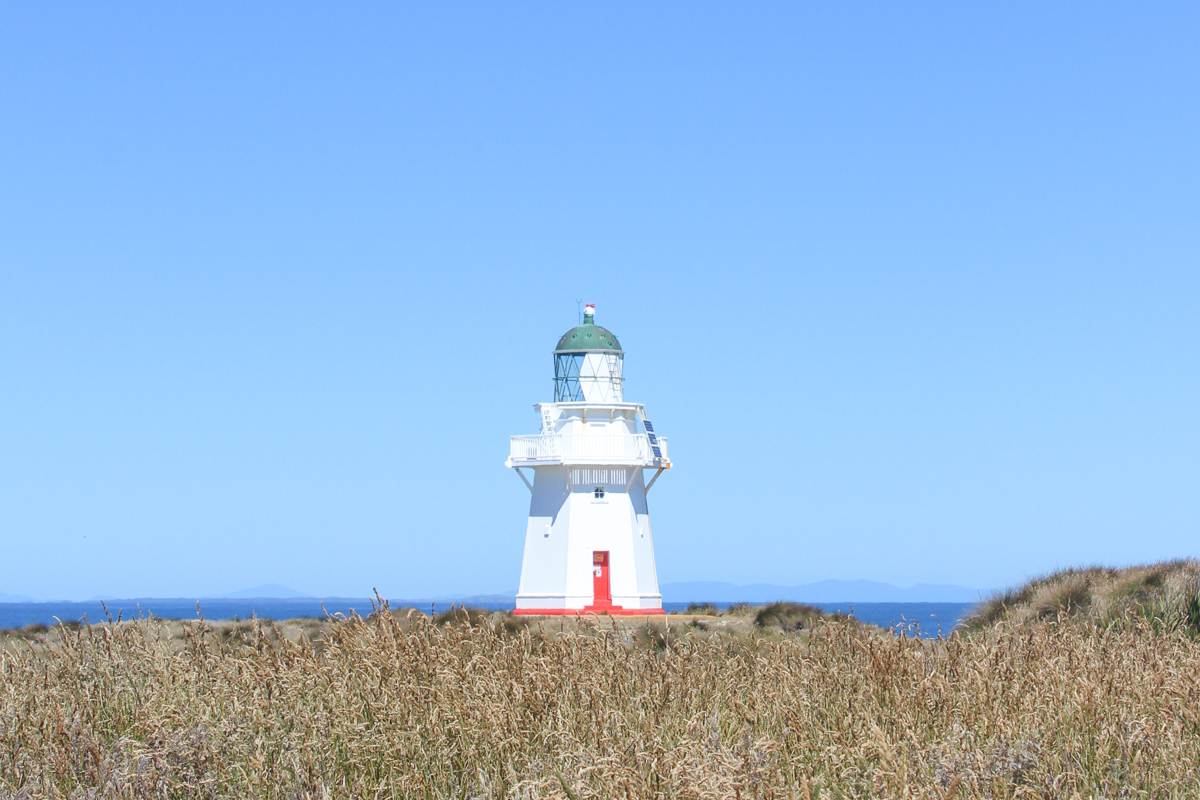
[570, 468, 628, 487]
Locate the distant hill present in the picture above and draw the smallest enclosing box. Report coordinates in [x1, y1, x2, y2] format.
[0, 593, 34, 603]
[661, 579, 986, 603]
[222, 584, 311, 599]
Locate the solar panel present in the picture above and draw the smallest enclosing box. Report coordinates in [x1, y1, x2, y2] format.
[643, 416, 662, 459]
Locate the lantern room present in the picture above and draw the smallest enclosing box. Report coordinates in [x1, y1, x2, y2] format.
[553, 304, 624, 403]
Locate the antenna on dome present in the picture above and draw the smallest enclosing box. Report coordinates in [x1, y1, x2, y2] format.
[575, 297, 583, 323]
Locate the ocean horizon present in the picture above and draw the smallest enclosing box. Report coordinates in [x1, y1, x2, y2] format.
[0, 597, 974, 637]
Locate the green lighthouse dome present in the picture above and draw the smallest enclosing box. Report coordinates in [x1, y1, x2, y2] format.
[554, 306, 622, 354]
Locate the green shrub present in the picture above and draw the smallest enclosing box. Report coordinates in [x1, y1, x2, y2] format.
[684, 602, 719, 615]
[754, 602, 835, 632]
[722, 602, 758, 617]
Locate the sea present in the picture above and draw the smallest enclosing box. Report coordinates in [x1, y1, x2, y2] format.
[0, 598, 974, 638]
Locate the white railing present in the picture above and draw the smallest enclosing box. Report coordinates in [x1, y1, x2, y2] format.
[508, 433, 668, 465]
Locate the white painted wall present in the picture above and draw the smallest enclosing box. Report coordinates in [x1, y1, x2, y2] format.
[543, 403, 637, 436]
[515, 462, 662, 611]
[579, 352, 623, 402]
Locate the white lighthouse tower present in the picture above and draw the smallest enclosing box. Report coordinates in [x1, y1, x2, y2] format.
[507, 305, 670, 615]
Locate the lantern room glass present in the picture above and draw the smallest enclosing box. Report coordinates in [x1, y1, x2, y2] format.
[554, 352, 624, 402]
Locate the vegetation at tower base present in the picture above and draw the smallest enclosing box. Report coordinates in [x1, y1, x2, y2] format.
[2, 587, 1200, 798]
[960, 558, 1200, 634]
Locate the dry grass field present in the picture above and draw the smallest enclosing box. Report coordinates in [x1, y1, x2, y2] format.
[2, 569, 1199, 799]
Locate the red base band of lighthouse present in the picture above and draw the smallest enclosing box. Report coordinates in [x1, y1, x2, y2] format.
[513, 606, 666, 616]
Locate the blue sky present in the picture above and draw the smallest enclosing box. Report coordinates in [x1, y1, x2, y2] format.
[2, 3, 1197, 600]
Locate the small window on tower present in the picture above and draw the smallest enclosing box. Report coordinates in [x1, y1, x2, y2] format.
[593, 487, 605, 500]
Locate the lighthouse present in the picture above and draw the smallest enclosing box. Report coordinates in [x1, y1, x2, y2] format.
[507, 305, 670, 615]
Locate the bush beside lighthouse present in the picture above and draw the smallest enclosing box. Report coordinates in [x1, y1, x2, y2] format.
[506, 305, 670, 615]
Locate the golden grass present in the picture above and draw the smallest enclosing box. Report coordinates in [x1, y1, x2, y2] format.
[2, 606, 1200, 798]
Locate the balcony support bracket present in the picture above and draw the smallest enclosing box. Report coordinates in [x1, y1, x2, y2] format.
[513, 467, 534, 494]
[645, 466, 666, 494]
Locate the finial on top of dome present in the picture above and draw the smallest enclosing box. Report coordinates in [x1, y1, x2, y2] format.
[583, 303, 596, 323]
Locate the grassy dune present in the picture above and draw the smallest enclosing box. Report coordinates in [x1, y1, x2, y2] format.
[962, 559, 1200, 633]
[1, 591, 1200, 798]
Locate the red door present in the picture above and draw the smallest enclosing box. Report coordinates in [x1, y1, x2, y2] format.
[591, 551, 612, 608]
